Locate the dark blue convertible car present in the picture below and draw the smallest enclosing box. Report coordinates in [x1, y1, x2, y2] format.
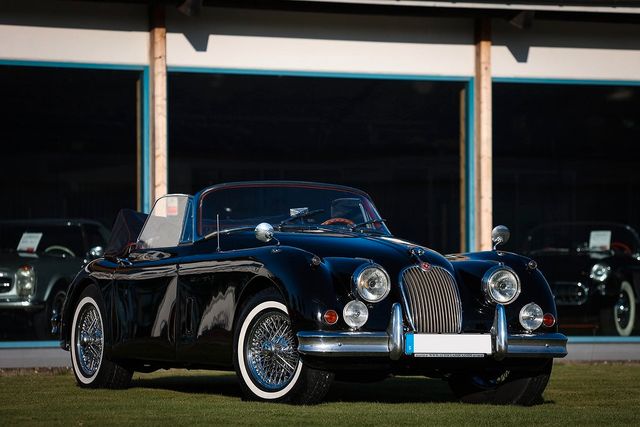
[60, 181, 567, 405]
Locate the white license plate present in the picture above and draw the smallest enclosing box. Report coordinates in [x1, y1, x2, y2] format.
[405, 333, 492, 358]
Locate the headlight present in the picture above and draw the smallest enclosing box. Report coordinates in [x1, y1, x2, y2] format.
[16, 265, 36, 297]
[343, 300, 368, 329]
[353, 264, 390, 303]
[519, 302, 543, 332]
[590, 263, 610, 283]
[482, 266, 521, 305]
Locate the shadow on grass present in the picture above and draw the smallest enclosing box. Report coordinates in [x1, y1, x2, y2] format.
[131, 373, 458, 403]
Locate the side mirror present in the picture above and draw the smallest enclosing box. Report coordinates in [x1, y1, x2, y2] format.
[491, 225, 510, 250]
[255, 223, 275, 243]
[87, 246, 104, 260]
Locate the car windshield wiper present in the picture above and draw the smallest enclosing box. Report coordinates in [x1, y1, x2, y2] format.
[278, 209, 325, 229]
[350, 218, 386, 231]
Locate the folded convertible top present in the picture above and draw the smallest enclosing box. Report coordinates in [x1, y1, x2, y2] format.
[104, 209, 148, 257]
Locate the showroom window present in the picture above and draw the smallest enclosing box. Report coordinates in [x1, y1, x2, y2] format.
[0, 65, 139, 340]
[493, 82, 640, 251]
[168, 73, 466, 253]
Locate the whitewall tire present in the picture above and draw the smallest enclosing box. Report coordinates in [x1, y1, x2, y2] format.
[70, 285, 132, 389]
[233, 288, 333, 404]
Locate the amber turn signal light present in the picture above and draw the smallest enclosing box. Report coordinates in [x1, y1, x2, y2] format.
[323, 310, 339, 325]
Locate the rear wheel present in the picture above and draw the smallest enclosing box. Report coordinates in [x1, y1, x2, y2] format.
[448, 360, 553, 406]
[233, 288, 333, 404]
[70, 285, 132, 388]
[600, 281, 636, 336]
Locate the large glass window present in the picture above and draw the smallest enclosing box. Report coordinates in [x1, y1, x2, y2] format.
[169, 73, 465, 252]
[0, 65, 139, 340]
[493, 83, 640, 251]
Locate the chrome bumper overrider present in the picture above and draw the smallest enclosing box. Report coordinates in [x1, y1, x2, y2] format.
[297, 303, 568, 360]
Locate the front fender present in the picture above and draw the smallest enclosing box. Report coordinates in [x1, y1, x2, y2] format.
[449, 251, 558, 333]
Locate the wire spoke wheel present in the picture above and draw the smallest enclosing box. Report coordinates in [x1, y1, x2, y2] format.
[246, 311, 300, 391]
[75, 303, 104, 378]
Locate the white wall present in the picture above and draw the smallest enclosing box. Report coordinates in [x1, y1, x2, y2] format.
[1, 2, 639, 81]
[165, 8, 476, 77]
[493, 19, 640, 81]
[0, 0, 148, 66]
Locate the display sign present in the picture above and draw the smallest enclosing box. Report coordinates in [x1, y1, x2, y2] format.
[589, 230, 612, 251]
[17, 232, 43, 252]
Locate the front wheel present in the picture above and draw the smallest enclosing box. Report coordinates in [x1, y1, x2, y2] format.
[70, 285, 132, 388]
[600, 281, 636, 336]
[233, 288, 333, 404]
[448, 360, 553, 406]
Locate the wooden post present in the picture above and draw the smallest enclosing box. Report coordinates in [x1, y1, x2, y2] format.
[474, 18, 493, 251]
[459, 87, 467, 253]
[150, 3, 168, 204]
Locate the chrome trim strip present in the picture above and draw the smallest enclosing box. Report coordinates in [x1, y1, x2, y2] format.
[397, 272, 416, 332]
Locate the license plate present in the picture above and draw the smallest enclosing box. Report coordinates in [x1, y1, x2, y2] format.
[405, 333, 492, 358]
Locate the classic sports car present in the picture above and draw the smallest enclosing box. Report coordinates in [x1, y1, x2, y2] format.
[59, 181, 566, 405]
[0, 219, 108, 339]
[525, 222, 639, 336]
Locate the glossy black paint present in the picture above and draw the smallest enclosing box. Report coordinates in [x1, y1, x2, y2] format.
[60, 182, 559, 373]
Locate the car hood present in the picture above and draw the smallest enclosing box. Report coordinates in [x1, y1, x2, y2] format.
[0, 250, 78, 270]
[272, 230, 453, 272]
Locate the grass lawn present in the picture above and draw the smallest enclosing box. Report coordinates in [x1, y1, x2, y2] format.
[1, 363, 639, 425]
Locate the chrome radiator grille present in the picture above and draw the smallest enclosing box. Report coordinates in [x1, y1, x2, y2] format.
[400, 266, 462, 333]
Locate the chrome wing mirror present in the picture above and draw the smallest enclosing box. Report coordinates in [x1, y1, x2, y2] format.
[255, 223, 275, 243]
[491, 225, 510, 250]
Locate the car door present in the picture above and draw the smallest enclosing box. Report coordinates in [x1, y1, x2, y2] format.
[110, 195, 192, 363]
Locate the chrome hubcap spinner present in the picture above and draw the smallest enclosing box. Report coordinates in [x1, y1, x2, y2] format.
[246, 311, 299, 391]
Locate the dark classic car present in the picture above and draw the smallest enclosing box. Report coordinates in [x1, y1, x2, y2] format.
[0, 219, 109, 339]
[525, 222, 639, 336]
[59, 182, 567, 405]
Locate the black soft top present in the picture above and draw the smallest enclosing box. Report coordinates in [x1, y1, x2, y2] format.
[105, 209, 148, 257]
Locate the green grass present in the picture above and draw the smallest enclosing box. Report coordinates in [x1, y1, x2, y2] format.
[1, 363, 639, 425]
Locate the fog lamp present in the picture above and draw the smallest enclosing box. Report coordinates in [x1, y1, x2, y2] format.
[16, 265, 36, 297]
[519, 302, 543, 332]
[343, 300, 368, 329]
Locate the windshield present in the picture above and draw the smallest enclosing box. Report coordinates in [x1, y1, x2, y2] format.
[198, 184, 389, 236]
[525, 223, 640, 256]
[0, 223, 85, 256]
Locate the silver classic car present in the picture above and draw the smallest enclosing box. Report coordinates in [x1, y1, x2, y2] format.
[0, 219, 108, 339]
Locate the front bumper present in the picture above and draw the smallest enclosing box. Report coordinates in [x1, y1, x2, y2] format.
[0, 299, 45, 310]
[297, 303, 568, 360]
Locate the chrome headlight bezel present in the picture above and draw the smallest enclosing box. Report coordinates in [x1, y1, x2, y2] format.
[482, 265, 521, 305]
[16, 265, 36, 297]
[589, 263, 610, 283]
[352, 263, 391, 303]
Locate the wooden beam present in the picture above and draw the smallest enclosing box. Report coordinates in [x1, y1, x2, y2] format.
[474, 17, 493, 251]
[459, 87, 467, 253]
[150, 3, 168, 204]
